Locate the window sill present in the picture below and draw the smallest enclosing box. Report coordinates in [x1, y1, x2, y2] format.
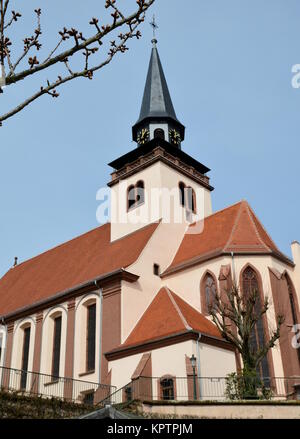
[44, 379, 60, 387]
[127, 201, 145, 212]
[79, 370, 95, 378]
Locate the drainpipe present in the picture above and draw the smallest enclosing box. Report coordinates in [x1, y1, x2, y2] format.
[94, 281, 103, 384]
[196, 333, 202, 400]
[0, 317, 7, 388]
[231, 252, 236, 285]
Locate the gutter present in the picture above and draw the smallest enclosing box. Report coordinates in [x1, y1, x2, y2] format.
[196, 333, 202, 400]
[0, 268, 139, 323]
[94, 281, 103, 384]
[105, 329, 234, 361]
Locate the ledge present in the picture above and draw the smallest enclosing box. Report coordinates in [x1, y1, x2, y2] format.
[78, 370, 95, 378]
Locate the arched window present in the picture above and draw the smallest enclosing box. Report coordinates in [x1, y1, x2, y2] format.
[86, 303, 96, 372]
[179, 182, 185, 207]
[136, 181, 145, 206]
[127, 185, 136, 210]
[201, 273, 217, 314]
[21, 325, 31, 390]
[186, 187, 196, 213]
[127, 181, 145, 211]
[154, 128, 165, 140]
[160, 377, 175, 400]
[242, 266, 270, 380]
[51, 314, 62, 378]
[178, 183, 196, 214]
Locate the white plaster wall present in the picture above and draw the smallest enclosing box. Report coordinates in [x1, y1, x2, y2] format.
[109, 341, 194, 391]
[122, 220, 188, 342]
[164, 256, 232, 314]
[110, 160, 212, 241]
[109, 352, 144, 390]
[199, 343, 236, 377]
[160, 161, 212, 220]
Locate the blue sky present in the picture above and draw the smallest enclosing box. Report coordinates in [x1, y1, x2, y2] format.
[0, 0, 300, 276]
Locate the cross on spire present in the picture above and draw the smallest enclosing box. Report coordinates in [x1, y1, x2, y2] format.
[150, 15, 158, 46]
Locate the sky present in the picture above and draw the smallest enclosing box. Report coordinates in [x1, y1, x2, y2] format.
[0, 0, 300, 277]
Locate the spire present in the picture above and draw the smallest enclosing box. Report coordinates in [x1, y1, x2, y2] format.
[138, 43, 178, 122]
[132, 37, 185, 146]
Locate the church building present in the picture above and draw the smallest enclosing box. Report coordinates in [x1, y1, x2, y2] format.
[0, 37, 299, 403]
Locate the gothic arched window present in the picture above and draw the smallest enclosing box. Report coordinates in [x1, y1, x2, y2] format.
[242, 266, 270, 380]
[154, 128, 165, 140]
[201, 273, 217, 315]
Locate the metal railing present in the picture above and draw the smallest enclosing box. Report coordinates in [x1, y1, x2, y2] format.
[0, 366, 116, 405]
[99, 376, 300, 405]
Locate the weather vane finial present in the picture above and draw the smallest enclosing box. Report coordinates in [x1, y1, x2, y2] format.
[150, 14, 158, 46]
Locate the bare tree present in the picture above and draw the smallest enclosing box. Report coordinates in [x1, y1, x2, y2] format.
[209, 284, 284, 378]
[0, 0, 155, 125]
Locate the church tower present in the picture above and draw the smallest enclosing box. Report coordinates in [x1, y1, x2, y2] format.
[109, 39, 213, 241]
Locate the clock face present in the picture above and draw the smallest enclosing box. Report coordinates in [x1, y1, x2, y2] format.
[137, 128, 150, 145]
[169, 129, 181, 146]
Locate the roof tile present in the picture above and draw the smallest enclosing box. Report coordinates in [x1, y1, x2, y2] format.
[0, 222, 159, 317]
[164, 201, 291, 274]
[122, 287, 221, 348]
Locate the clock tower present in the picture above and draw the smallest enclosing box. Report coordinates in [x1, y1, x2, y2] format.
[108, 38, 213, 241]
[132, 39, 185, 148]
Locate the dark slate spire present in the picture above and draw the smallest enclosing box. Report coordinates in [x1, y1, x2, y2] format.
[132, 40, 185, 146]
[138, 40, 177, 121]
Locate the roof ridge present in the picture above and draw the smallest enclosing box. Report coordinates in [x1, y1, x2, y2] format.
[165, 287, 192, 331]
[188, 200, 243, 230]
[223, 201, 244, 251]
[243, 202, 271, 252]
[111, 220, 160, 245]
[6, 222, 111, 272]
[246, 202, 279, 251]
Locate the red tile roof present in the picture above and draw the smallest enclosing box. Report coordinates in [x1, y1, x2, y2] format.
[0, 222, 159, 318]
[122, 287, 222, 348]
[163, 200, 292, 275]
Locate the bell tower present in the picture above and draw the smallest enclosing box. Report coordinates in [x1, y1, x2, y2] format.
[108, 37, 213, 242]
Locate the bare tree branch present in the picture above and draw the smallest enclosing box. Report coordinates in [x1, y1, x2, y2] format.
[209, 283, 284, 376]
[0, 0, 155, 125]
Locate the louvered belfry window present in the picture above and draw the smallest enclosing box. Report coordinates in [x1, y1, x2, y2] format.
[86, 304, 96, 372]
[52, 316, 62, 378]
[21, 326, 31, 390]
[242, 267, 270, 380]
